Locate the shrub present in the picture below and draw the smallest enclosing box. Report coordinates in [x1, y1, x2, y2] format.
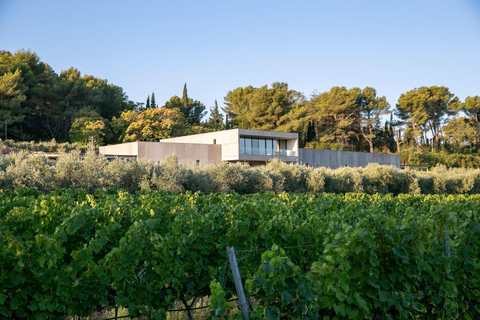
[360, 164, 420, 195]
[183, 164, 221, 194]
[257, 163, 285, 193]
[55, 150, 109, 193]
[3, 152, 54, 192]
[1, 150, 480, 195]
[361, 163, 395, 194]
[263, 159, 310, 193]
[105, 158, 156, 193]
[418, 165, 478, 194]
[307, 167, 326, 193]
[152, 155, 185, 193]
[211, 162, 262, 194]
[328, 166, 364, 193]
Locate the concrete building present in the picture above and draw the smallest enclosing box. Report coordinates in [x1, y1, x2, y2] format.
[99, 129, 400, 168]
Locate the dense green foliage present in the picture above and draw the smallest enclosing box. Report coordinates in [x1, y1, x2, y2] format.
[3, 152, 480, 195]
[1, 190, 480, 319]
[223, 82, 304, 132]
[0, 50, 212, 145]
[2, 49, 480, 168]
[0, 50, 136, 143]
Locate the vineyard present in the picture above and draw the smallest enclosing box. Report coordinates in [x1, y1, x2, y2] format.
[1, 189, 480, 319]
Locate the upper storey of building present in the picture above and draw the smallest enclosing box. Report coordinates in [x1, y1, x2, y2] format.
[160, 129, 299, 164]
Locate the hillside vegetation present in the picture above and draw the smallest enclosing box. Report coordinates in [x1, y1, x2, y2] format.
[2, 50, 480, 168]
[0, 139, 85, 154]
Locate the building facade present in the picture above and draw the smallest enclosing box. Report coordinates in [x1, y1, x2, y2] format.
[99, 129, 400, 168]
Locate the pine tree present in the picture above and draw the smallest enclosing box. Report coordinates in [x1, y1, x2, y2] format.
[151, 92, 156, 108]
[225, 114, 232, 129]
[146, 95, 150, 109]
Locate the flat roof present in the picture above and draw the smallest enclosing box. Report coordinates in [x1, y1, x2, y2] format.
[237, 129, 297, 139]
[160, 128, 298, 142]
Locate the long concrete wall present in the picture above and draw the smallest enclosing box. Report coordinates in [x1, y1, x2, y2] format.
[138, 142, 222, 165]
[100, 141, 222, 166]
[299, 149, 400, 168]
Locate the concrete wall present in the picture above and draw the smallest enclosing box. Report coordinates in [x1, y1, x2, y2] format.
[299, 149, 400, 168]
[100, 141, 222, 166]
[100, 142, 138, 156]
[161, 130, 240, 161]
[138, 142, 221, 165]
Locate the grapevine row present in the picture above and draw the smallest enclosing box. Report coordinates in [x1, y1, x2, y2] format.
[1, 189, 480, 319]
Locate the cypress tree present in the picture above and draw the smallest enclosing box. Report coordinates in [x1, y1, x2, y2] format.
[182, 83, 188, 103]
[209, 100, 224, 128]
[146, 95, 150, 109]
[306, 120, 316, 142]
[151, 92, 156, 108]
[181, 83, 189, 115]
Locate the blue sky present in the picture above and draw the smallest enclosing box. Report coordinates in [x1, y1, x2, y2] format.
[1, 0, 479, 114]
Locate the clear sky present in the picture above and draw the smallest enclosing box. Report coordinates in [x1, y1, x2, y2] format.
[1, 0, 479, 114]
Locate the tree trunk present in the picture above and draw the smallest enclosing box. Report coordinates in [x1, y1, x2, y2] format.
[411, 123, 419, 148]
[359, 125, 374, 153]
[395, 130, 402, 153]
[475, 114, 479, 152]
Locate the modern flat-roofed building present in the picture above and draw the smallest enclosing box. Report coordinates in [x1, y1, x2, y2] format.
[99, 128, 400, 168]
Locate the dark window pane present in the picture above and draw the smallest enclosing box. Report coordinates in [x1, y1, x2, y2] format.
[245, 138, 252, 154]
[258, 138, 266, 155]
[252, 138, 259, 155]
[266, 139, 273, 155]
[240, 137, 245, 154]
[279, 140, 287, 156]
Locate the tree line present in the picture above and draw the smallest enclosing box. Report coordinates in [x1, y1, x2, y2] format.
[223, 83, 480, 155]
[1, 49, 480, 164]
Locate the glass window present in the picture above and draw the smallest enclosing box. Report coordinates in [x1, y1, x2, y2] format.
[279, 140, 287, 156]
[240, 137, 291, 156]
[239, 137, 245, 154]
[252, 138, 259, 155]
[258, 138, 266, 155]
[245, 138, 252, 154]
[266, 139, 273, 155]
